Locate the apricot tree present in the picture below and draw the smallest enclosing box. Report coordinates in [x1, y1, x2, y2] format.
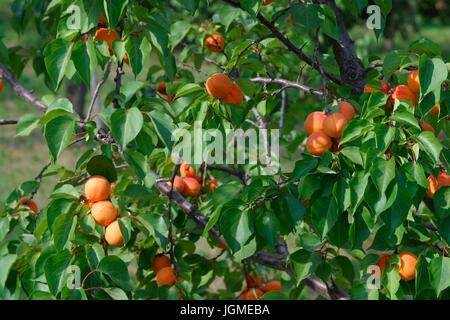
[0, 0, 449, 301]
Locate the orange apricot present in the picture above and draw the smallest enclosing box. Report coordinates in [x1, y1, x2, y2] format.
[94, 28, 119, 56]
[90, 200, 118, 226]
[105, 220, 124, 247]
[167, 176, 185, 193]
[427, 175, 438, 198]
[408, 70, 420, 94]
[304, 111, 326, 134]
[152, 254, 172, 273]
[18, 198, 38, 215]
[84, 176, 111, 202]
[206, 34, 224, 52]
[437, 172, 450, 188]
[247, 272, 262, 288]
[430, 103, 440, 115]
[323, 113, 348, 138]
[391, 85, 418, 106]
[260, 280, 282, 292]
[180, 161, 196, 178]
[421, 123, 435, 135]
[206, 73, 232, 99]
[339, 101, 356, 122]
[156, 266, 176, 286]
[306, 131, 332, 156]
[395, 252, 417, 281]
[220, 83, 243, 106]
[181, 177, 201, 197]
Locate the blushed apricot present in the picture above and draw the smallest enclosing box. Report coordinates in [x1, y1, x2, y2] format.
[395, 252, 417, 281]
[427, 175, 438, 198]
[18, 198, 38, 215]
[167, 176, 185, 193]
[437, 172, 450, 188]
[260, 281, 282, 292]
[152, 254, 171, 273]
[105, 220, 124, 247]
[182, 177, 201, 197]
[206, 34, 224, 52]
[91, 200, 118, 226]
[323, 113, 348, 138]
[206, 73, 232, 99]
[306, 131, 332, 156]
[339, 101, 356, 122]
[180, 161, 195, 178]
[221, 83, 243, 106]
[304, 111, 326, 134]
[392, 85, 418, 106]
[408, 70, 420, 94]
[84, 176, 110, 202]
[156, 266, 176, 286]
[421, 123, 435, 135]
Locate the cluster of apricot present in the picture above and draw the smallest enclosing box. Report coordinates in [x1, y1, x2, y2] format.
[373, 252, 418, 281]
[152, 254, 184, 299]
[305, 101, 355, 156]
[94, 13, 128, 62]
[206, 73, 243, 106]
[239, 272, 282, 300]
[427, 172, 450, 198]
[84, 175, 124, 247]
[168, 162, 220, 198]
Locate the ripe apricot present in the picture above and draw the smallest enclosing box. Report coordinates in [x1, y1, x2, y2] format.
[430, 103, 440, 115]
[218, 242, 228, 249]
[95, 28, 118, 55]
[182, 177, 201, 197]
[261, 281, 282, 292]
[167, 176, 185, 193]
[395, 252, 417, 281]
[262, 0, 275, 5]
[221, 83, 243, 106]
[323, 113, 348, 138]
[408, 70, 420, 94]
[306, 131, 332, 156]
[246, 288, 264, 300]
[421, 123, 435, 135]
[157, 81, 167, 94]
[437, 172, 450, 188]
[391, 85, 418, 106]
[206, 179, 220, 192]
[427, 175, 438, 198]
[247, 272, 262, 288]
[304, 111, 326, 134]
[339, 101, 355, 122]
[156, 266, 176, 286]
[0, 79, 3, 94]
[105, 220, 124, 247]
[91, 200, 118, 226]
[18, 198, 38, 215]
[206, 73, 232, 99]
[206, 34, 224, 52]
[84, 175, 111, 202]
[152, 254, 171, 273]
[180, 161, 195, 178]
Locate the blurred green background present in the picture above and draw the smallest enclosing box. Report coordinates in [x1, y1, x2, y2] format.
[0, 0, 449, 209]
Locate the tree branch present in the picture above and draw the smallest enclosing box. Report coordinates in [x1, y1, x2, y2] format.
[250, 76, 325, 97]
[0, 118, 18, 125]
[86, 60, 112, 121]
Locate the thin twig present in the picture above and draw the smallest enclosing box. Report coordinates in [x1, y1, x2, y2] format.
[86, 60, 112, 121]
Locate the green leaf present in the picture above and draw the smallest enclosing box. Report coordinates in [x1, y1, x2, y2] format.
[219, 206, 253, 253]
[50, 184, 80, 200]
[15, 113, 39, 136]
[240, 0, 260, 19]
[104, 287, 129, 300]
[290, 4, 325, 33]
[340, 119, 372, 145]
[86, 155, 117, 182]
[416, 131, 442, 164]
[0, 255, 17, 289]
[255, 209, 279, 248]
[311, 196, 339, 239]
[53, 213, 77, 251]
[391, 109, 420, 129]
[98, 255, 132, 291]
[434, 187, 450, 220]
[103, 0, 128, 29]
[370, 158, 395, 195]
[382, 50, 409, 80]
[136, 213, 169, 249]
[428, 256, 450, 297]
[40, 98, 75, 125]
[290, 158, 318, 181]
[382, 266, 402, 299]
[43, 116, 76, 162]
[340, 147, 363, 166]
[285, 195, 305, 229]
[289, 249, 321, 285]
[123, 149, 147, 180]
[408, 38, 441, 57]
[44, 38, 73, 89]
[418, 57, 448, 99]
[149, 110, 177, 151]
[110, 107, 143, 148]
[44, 250, 72, 296]
[71, 39, 97, 86]
[175, 83, 202, 99]
[349, 172, 369, 214]
[125, 36, 151, 77]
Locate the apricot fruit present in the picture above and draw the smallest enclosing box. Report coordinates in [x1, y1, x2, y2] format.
[323, 113, 348, 138]
[260, 281, 282, 292]
[206, 34, 224, 52]
[421, 123, 435, 135]
[152, 254, 172, 273]
[167, 176, 185, 193]
[339, 101, 355, 122]
[395, 252, 417, 281]
[105, 220, 124, 247]
[430, 103, 440, 115]
[220, 83, 243, 106]
[84, 175, 111, 202]
[95, 28, 128, 61]
[18, 198, 38, 215]
[375, 253, 391, 276]
[304, 111, 326, 134]
[246, 288, 264, 300]
[156, 266, 176, 286]
[408, 70, 420, 95]
[157, 81, 167, 95]
[206, 179, 220, 192]
[206, 73, 232, 99]
[427, 175, 438, 198]
[437, 172, 450, 188]
[181, 177, 201, 197]
[218, 242, 228, 249]
[306, 131, 332, 156]
[247, 272, 262, 288]
[391, 85, 418, 106]
[91, 200, 118, 227]
[180, 161, 195, 178]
